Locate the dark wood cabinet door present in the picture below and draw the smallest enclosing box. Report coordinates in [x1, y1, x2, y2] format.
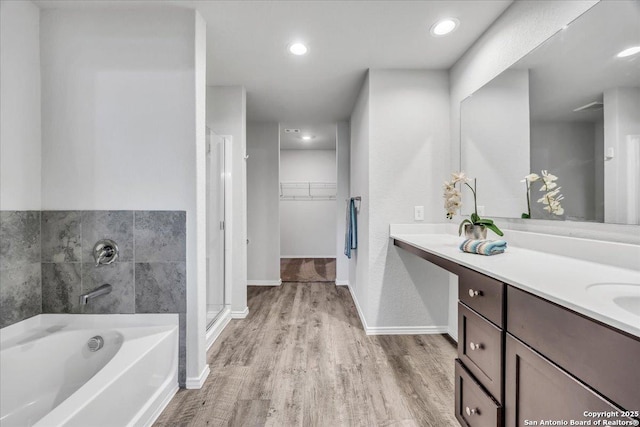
[505, 334, 636, 427]
[459, 267, 504, 327]
[456, 359, 502, 427]
[458, 302, 504, 403]
[507, 286, 640, 411]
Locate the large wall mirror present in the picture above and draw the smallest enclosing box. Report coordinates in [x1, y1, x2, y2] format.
[461, 0, 640, 225]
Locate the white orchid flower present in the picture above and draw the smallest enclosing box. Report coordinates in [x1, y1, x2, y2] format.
[539, 182, 557, 191]
[521, 173, 540, 183]
[451, 171, 470, 184]
[443, 181, 455, 191]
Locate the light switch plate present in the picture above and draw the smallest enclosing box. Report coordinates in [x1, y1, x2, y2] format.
[414, 206, 424, 221]
[477, 205, 485, 216]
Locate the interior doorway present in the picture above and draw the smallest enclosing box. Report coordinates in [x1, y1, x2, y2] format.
[279, 123, 338, 282]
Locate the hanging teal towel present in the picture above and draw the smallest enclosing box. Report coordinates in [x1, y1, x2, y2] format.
[344, 199, 358, 259]
[460, 239, 507, 256]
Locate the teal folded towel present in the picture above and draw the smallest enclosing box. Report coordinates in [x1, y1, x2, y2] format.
[460, 239, 507, 256]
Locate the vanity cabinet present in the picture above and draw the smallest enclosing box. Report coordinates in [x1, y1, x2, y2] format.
[458, 302, 503, 403]
[458, 268, 504, 328]
[505, 334, 635, 427]
[455, 360, 502, 427]
[391, 238, 640, 427]
[506, 286, 640, 412]
[455, 268, 505, 427]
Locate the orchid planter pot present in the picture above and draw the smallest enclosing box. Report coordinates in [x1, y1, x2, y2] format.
[464, 224, 487, 240]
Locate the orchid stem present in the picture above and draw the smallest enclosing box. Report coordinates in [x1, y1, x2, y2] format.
[525, 180, 531, 217]
[464, 180, 478, 217]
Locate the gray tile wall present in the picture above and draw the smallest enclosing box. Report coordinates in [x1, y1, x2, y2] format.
[0, 211, 42, 328]
[1, 210, 187, 386]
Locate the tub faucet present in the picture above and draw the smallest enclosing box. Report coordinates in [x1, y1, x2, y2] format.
[93, 239, 119, 267]
[79, 284, 112, 305]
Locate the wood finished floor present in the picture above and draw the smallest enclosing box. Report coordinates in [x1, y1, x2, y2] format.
[155, 283, 458, 427]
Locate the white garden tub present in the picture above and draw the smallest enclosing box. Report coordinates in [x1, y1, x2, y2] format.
[0, 314, 178, 427]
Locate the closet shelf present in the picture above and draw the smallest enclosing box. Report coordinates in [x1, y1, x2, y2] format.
[280, 181, 337, 200]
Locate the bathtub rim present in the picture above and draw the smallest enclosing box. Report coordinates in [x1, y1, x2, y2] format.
[0, 313, 179, 345]
[1, 313, 179, 427]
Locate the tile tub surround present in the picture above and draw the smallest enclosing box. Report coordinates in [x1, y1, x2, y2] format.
[0, 210, 188, 386]
[0, 211, 42, 328]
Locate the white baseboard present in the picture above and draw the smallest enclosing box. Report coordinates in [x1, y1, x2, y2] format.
[345, 284, 448, 336]
[231, 306, 249, 319]
[247, 279, 282, 286]
[365, 325, 449, 335]
[335, 280, 349, 286]
[346, 283, 369, 332]
[185, 364, 210, 389]
[206, 308, 231, 351]
[280, 255, 336, 259]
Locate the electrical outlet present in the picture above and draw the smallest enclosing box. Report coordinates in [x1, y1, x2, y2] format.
[477, 205, 485, 216]
[414, 206, 424, 221]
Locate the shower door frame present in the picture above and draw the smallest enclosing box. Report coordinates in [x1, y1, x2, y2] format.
[206, 131, 233, 335]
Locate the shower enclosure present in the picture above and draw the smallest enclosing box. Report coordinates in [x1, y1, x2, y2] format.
[206, 129, 231, 329]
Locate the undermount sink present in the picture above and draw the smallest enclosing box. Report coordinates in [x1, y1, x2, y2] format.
[586, 283, 640, 317]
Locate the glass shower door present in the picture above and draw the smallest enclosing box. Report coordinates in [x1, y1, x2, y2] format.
[206, 129, 227, 329]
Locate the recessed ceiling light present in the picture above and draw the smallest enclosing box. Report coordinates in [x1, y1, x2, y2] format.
[301, 135, 312, 141]
[288, 43, 308, 56]
[430, 18, 459, 37]
[617, 46, 640, 58]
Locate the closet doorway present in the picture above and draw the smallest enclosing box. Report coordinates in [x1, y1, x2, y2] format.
[206, 129, 232, 329]
[279, 124, 337, 282]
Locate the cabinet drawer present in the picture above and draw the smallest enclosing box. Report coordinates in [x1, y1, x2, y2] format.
[505, 334, 635, 427]
[507, 286, 640, 411]
[455, 359, 501, 427]
[458, 303, 503, 403]
[458, 267, 504, 327]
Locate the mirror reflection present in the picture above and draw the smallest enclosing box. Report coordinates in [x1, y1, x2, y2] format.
[461, 0, 640, 225]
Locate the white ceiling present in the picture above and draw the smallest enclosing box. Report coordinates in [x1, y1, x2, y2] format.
[280, 123, 336, 150]
[35, 0, 513, 127]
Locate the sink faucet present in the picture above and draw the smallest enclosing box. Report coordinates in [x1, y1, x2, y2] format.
[79, 284, 112, 305]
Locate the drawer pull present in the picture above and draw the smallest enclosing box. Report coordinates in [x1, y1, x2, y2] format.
[469, 342, 483, 351]
[468, 289, 482, 298]
[465, 406, 479, 416]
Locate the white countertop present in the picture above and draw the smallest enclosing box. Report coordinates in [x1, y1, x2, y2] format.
[390, 226, 640, 338]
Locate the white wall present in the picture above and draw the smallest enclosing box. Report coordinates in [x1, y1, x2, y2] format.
[206, 86, 248, 313]
[0, 0, 41, 210]
[349, 70, 451, 332]
[246, 122, 280, 283]
[530, 120, 599, 221]
[39, 7, 208, 385]
[280, 149, 336, 258]
[336, 121, 350, 284]
[604, 87, 640, 225]
[349, 74, 370, 313]
[461, 69, 530, 219]
[367, 69, 451, 330]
